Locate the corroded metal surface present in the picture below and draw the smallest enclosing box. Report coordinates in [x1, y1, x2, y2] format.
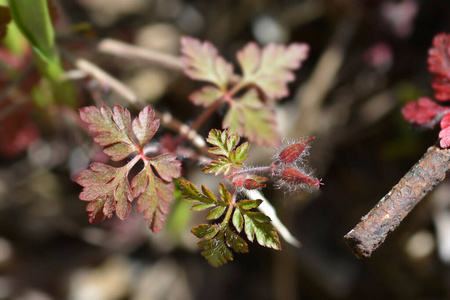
[344, 145, 450, 258]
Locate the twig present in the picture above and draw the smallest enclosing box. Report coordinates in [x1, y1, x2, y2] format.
[344, 143, 450, 258]
[64, 54, 208, 153]
[97, 38, 184, 71]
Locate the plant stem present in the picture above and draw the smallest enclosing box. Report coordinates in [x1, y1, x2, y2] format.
[344, 143, 450, 258]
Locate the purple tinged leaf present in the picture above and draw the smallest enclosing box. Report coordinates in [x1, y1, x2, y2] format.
[148, 153, 182, 182]
[131, 165, 175, 233]
[237, 42, 309, 99]
[132, 106, 159, 149]
[79, 105, 137, 161]
[181, 36, 233, 90]
[77, 162, 134, 221]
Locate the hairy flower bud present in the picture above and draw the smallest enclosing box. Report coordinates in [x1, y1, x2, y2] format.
[243, 179, 266, 190]
[279, 166, 321, 191]
[277, 137, 315, 164]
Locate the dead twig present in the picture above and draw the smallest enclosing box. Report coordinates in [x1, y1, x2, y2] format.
[344, 143, 450, 258]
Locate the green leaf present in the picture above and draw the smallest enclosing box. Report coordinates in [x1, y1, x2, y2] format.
[198, 230, 233, 267]
[189, 85, 223, 107]
[9, 0, 76, 107]
[181, 36, 233, 90]
[232, 209, 244, 232]
[206, 206, 227, 220]
[237, 42, 309, 99]
[223, 89, 280, 146]
[225, 227, 248, 253]
[192, 224, 221, 239]
[131, 164, 176, 233]
[77, 162, 134, 221]
[194, 223, 249, 267]
[235, 200, 281, 250]
[79, 105, 140, 161]
[178, 179, 220, 210]
[206, 129, 239, 157]
[203, 129, 250, 175]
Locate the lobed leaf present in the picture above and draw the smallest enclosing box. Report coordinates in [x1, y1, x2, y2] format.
[234, 200, 281, 250]
[194, 223, 248, 267]
[132, 106, 160, 148]
[237, 42, 309, 99]
[181, 36, 233, 90]
[76, 162, 134, 221]
[79, 105, 137, 161]
[189, 85, 223, 107]
[131, 163, 176, 233]
[178, 179, 222, 211]
[206, 129, 239, 157]
[148, 153, 182, 182]
[197, 230, 233, 267]
[203, 129, 250, 175]
[223, 89, 280, 146]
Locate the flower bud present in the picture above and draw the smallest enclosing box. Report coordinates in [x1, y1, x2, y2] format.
[279, 166, 321, 190]
[278, 137, 315, 164]
[243, 179, 266, 190]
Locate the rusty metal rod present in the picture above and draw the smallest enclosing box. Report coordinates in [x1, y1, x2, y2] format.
[344, 144, 450, 258]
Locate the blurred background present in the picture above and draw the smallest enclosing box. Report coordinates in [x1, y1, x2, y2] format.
[1, 0, 450, 299]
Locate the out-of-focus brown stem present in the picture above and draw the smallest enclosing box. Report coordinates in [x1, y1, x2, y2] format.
[98, 38, 185, 71]
[344, 144, 450, 258]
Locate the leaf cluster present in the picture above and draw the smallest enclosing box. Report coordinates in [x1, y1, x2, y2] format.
[179, 180, 280, 267]
[76, 105, 182, 233]
[181, 36, 309, 146]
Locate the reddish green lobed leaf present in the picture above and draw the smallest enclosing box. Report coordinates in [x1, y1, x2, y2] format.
[237, 42, 309, 99]
[131, 163, 176, 233]
[131, 106, 160, 149]
[77, 162, 134, 221]
[79, 105, 138, 161]
[181, 36, 233, 90]
[147, 153, 182, 182]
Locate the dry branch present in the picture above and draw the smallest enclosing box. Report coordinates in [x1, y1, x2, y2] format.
[344, 144, 450, 258]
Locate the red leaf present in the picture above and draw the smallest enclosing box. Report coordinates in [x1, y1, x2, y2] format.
[237, 42, 309, 99]
[428, 33, 450, 101]
[431, 75, 450, 101]
[439, 113, 450, 148]
[428, 33, 450, 78]
[401, 97, 447, 127]
[181, 36, 233, 90]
